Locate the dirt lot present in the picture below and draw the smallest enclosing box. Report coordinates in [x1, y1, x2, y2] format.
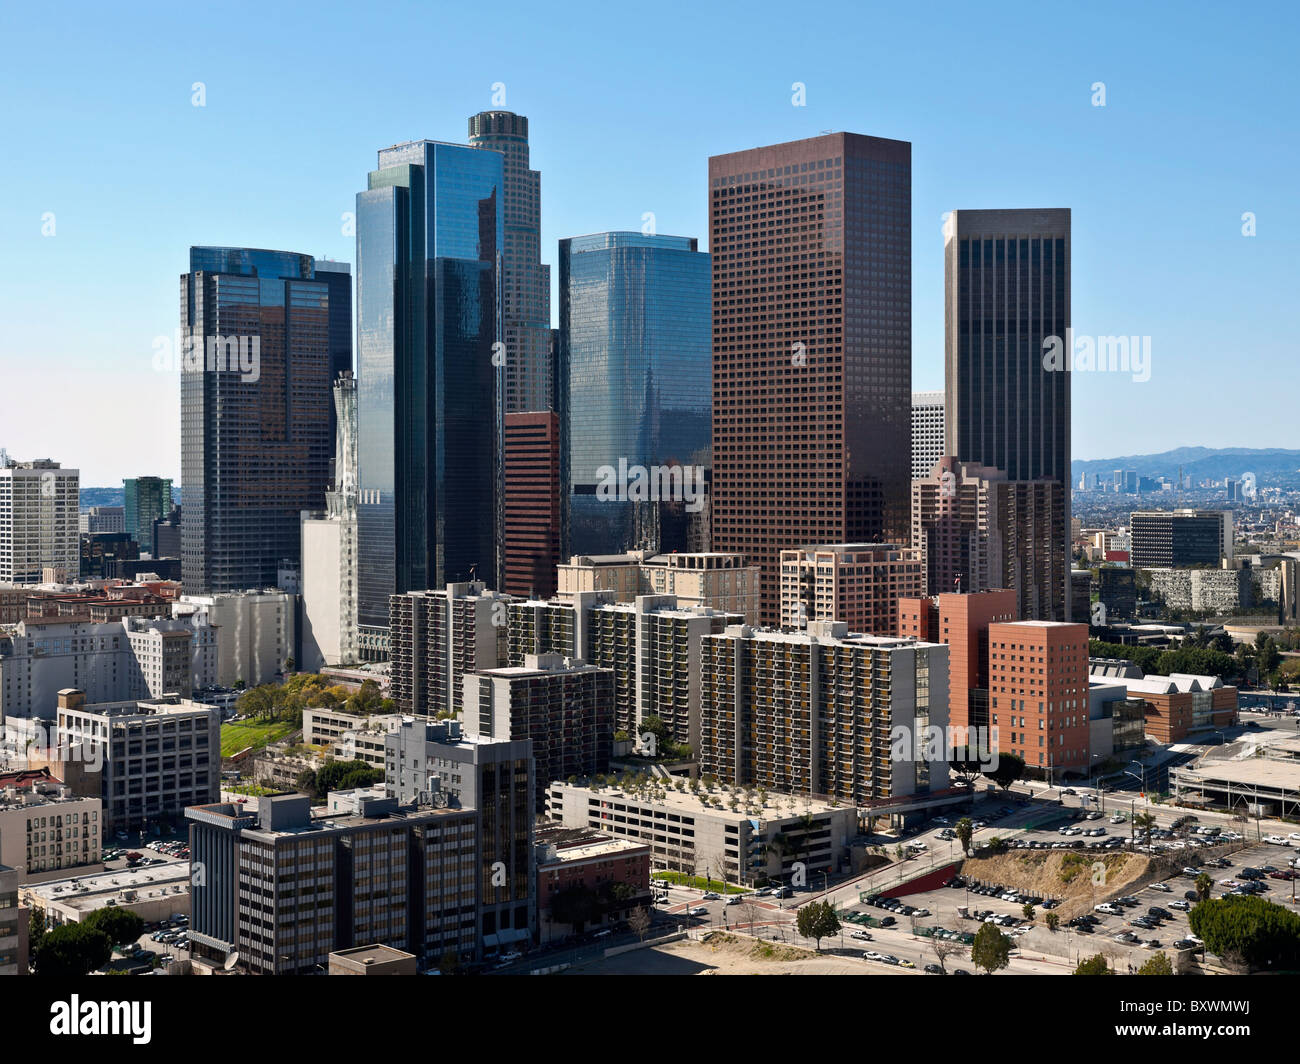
[962, 850, 1160, 920]
[566, 933, 917, 976]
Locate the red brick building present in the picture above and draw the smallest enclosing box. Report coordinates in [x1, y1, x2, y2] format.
[898, 589, 1017, 736]
[988, 620, 1090, 778]
[504, 411, 562, 599]
[535, 829, 651, 942]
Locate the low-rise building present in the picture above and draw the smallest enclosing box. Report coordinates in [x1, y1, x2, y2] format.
[55, 689, 220, 833]
[0, 768, 102, 877]
[328, 943, 418, 976]
[301, 708, 402, 769]
[19, 861, 190, 927]
[535, 826, 651, 943]
[1087, 668, 1238, 744]
[546, 782, 857, 887]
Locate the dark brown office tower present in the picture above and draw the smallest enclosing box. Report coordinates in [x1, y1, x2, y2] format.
[504, 411, 562, 599]
[710, 134, 912, 624]
[944, 209, 1071, 612]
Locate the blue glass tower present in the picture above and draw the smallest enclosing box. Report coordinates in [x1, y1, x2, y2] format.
[559, 232, 711, 556]
[355, 141, 504, 653]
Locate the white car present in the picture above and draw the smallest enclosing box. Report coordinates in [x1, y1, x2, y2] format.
[1288, 833, 1300, 843]
[851, 930, 873, 941]
[688, 906, 708, 916]
[1263, 835, 1290, 846]
[912, 908, 931, 917]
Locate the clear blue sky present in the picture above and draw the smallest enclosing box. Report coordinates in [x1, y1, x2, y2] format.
[1, 0, 1295, 485]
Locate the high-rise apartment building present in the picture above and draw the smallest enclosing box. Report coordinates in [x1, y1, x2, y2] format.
[356, 141, 505, 656]
[561, 232, 711, 557]
[301, 375, 360, 671]
[468, 111, 552, 413]
[778, 542, 923, 636]
[506, 592, 741, 751]
[1129, 509, 1233, 569]
[180, 247, 340, 594]
[710, 134, 912, 624]
[987, 620, 1090, 776]
[464, 652, 614, 811]
[944, 209, 1071, 610]
[123, 477, 173, 556]
[911, 391, 945, 480]
[699, 622, 949, 805]
[388, 582, 509, 717]
[897, 589, 1017, 735]
[911, 457, 1066, 620]
[504, 411, 562, 599]
[173, 591, 293, 689]
[0, 460, 79, 585]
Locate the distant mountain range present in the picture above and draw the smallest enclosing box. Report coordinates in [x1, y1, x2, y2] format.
[1072, 447, 1300, 483]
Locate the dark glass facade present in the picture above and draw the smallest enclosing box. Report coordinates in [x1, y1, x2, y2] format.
[355, 141, 504, 646]
[180, 247, 336, 593]
[123, 476, 173, 555]
[560, 232, 711, 556]
[709, 134, 912, 624]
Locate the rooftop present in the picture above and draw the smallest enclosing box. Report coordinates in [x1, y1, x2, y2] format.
[551, 780, 845, 823]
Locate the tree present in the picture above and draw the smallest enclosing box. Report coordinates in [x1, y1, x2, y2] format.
[627, 907, 652, 941]
[32, 924, 113, 976]
[294, 768, 319, 799]
[971, 923, 1011, 975]
[550, 885, 601, 934]
[28, 906, 47, 957]
[985, 752, 1025, 792]
[1137, 952, 1174, 975]
[1045, 911, 1060, 932]
[82, 907, 144, 945]
[1074, 953, 1114, 975]
[1188, 895, 1300, 971]
[314, 759, 382, 795]
[795, 901, 840, 951]
[929, 924, 967, 973]
[948, 747, 987, 789]
[1195, 872, 1213, 902]
[1022, 903, 1036, 922]
[954, 817, 974, 856]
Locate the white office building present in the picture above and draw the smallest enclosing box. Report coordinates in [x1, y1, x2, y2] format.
[0, 459, 79, 585]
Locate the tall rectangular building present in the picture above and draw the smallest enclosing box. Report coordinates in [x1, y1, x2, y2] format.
[710, 134, 912, 624]
[988, 620, 1090, 777]
[468, 111, 552, 413]
[356, 141, 504, 656]
[778, 542, 923, 636]
[1130, 509, 1232, 569]
[123, 476, 173, 556]
[0, 460, 79, 584]
[944, 209, 1071, 610]
[180, 247, 337, 594]
[911, 392, 945, 480]
[561, 232, 711, 557]
[504, 411, 562, 599]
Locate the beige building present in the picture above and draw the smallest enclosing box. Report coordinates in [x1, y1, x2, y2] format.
[302, 708, 402, 769]
[0, 769, 102, 877]
[779, 543, 923, 636]
[0, 863, 25, 974]
[557, 551, 759, 623]
[328, 943, 418, 975]
[19, 861, 190, 927]
[545, 781, 857, 887]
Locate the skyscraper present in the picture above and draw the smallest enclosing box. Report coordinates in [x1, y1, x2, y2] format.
[180, 247, 338, 594]
[0, 459, 79, 584]
[312, 258, 355, 455]
[123, 476, 173, 555]
[944, 209, 1071, 608]
[468, 111, 552, 414]
[911, 391, 945, 480]
[560, 232, 711, 557]
[709, 134, 912, 624]
[504, 410, 562, 599]
[355, 141, 505, 657]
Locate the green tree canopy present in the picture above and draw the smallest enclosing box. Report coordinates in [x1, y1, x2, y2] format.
[1137, 952, 1174, 975]
[795, 901, 841, 951]
[32, 924, 113, 976]
[82, 907, 144, 945]
[985, 752, 1025, 792]
[971, 923, 1011, 975]
[1074, 953, 1113, 975]
[1188, 895, 1300, 971]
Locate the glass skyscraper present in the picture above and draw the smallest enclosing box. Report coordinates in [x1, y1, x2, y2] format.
[559, 232, 711, 557]
[180, 247, 339, 594]
[355, 141, 505, 655]
[123, 476, 173, 556]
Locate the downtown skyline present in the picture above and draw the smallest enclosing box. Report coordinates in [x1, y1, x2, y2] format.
[2, 1, 1297, 485]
